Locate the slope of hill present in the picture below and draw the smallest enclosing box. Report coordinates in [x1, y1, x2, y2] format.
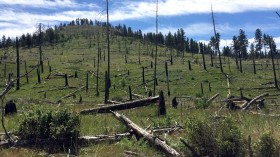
[0, 20, 280, 156]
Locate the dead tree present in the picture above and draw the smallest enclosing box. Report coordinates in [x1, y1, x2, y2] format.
[211, 4, 223, 73]
[165, 62, 170, 96]
[39, 23, 44, 73]
[80, 96, 160, 114]
[16, 37, 20, 90]
[269, 39, 279, 89]
[153, 0, 159, 96]
[111, 111, 180, 156]
[106, 0, 111, 99]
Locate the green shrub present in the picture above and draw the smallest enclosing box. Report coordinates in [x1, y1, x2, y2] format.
[255, 132, 279, 157]
[185, 118, 217, 156]
[216, 118, 245, 157]
[184, 118, 245, 157]
[17, 109, 80, 153]
[195, 98, 209, 109]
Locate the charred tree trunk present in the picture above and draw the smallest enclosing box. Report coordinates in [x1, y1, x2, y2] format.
[270, 42, 279, 89]
[80, 96, 160, 114]
[16, 37, 20, 90]
[165, 62, 170, 96]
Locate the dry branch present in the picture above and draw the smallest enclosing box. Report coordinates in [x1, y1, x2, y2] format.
[79, 132, 132, 144]
[80, 96, 159, 114]
[61, 86, 85, 99]
[241, 93, 269, 110]
[207, 93, 219, 103]
[38, 86, 77, 93]
[111, 111, 180, 156]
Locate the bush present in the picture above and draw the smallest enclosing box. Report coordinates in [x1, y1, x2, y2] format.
[216, 118, 245, 157]
[255, 132, 279, 157]
[17, 109, 80, 153]
[185, 118, 217, 156]
[184, 118, 245, 157]
[195, 98, 209, 109]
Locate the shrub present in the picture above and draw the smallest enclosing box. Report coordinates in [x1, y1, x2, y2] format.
[195, 98, 209, 109]
[184, 118, 245, 157]
[216, 118, 245, 157]
[17, 109, 80, 153]
[255, 132, 279, 157]
[185, 118, 218, 156]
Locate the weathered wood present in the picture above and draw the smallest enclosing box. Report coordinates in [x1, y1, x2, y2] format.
[129, 86, 132, 101]
[64, 74, 68, 87]
[242, 93, 269, 110]
[61, 86, 85, 99]
[159, 91, 166, 115]
[111, 111, 180, 156]
[24, 61, 28, 83]
[165, 62, 170, 96]
[37, 68, 41, 84]
[80, 96, 159, 114]
[207, 93, 219, 103]
[16, 37, 20, 90]
[79, 132, 132, 144]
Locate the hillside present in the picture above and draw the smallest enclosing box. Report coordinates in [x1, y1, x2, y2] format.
[0, 21, 280, 156]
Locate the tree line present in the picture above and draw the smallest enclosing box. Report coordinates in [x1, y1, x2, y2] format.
[0, 18, 278, 60]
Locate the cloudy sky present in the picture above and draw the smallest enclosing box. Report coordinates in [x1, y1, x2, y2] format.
[1, 0, 280, 48]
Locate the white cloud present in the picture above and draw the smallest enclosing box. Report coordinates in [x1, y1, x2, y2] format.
[0, 0, 98, 9]
[111, 0, 280, 21]
[0, 9, 100, 37]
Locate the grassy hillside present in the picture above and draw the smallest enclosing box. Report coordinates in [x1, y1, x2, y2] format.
[0, 24, 280, 156]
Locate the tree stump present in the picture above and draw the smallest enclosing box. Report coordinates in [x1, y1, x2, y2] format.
[5, 100, 17, 115]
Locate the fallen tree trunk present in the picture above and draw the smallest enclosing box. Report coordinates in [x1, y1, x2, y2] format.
[207, 93, 219, 103]
[241, 93, 269, 110]
[79, 132, 132, 145]
[80, 96, 159, 114]
[111, 111, 180, 157]
[61, 86, 85, 99]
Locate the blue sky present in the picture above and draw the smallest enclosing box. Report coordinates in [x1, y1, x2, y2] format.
[1, 0, 280, 48]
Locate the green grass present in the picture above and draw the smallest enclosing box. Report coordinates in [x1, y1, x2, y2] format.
[0, 25, 280, 156]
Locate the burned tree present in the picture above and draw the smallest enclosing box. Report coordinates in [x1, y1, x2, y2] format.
[211, 4, 223, 73]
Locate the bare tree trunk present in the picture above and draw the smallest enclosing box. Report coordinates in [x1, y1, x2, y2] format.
[16, 37, 20, 90]
[111, 111, 180, 156]
[81, 96, 160, 114]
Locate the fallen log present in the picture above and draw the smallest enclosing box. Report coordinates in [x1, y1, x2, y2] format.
[38, 86, 77, 93]
[61, 86, 85, 99]
[111, 111, 180, 157]
[79, 132, 132, 145]
[80, 96, 159, 114]
[242, 93, 269, 110]
[248, 111, 280, 117]
[207, 93, 219, 103]
[132, 93, 145, 99]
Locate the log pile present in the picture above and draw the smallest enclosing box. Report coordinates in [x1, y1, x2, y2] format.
[223, 93, 268, 110]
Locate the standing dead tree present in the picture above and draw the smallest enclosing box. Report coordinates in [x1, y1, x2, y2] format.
[153, 0, 159, 96]
[211, 4, 223, 73]
[38, 23, 44, 73]
[16, 37, 20, 90]
[105, 0, 111, 102]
